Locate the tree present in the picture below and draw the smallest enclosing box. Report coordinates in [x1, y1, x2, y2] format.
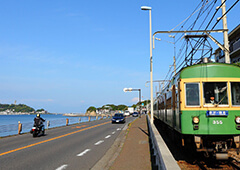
[0, 103, 35, 112]
[36, 109, 45, 112]
[117, 104, 128, 110]
[87, 106, 96, 112]
[234, 62, 240, 67]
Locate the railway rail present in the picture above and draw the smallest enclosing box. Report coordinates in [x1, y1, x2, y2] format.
[154, 119, 240, 169]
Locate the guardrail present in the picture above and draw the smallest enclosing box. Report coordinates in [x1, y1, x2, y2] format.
[147, 115, 180, 170]
[0, 116, 107, 137]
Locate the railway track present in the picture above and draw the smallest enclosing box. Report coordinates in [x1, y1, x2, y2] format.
[154, 120, 240, 169]
[178, 156, 240, 169]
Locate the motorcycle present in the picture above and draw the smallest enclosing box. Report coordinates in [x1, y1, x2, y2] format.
[31, 124, 45, 137]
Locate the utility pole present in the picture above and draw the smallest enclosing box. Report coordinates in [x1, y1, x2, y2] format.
[169, 35, 176, 75]
[221, 0, 230, 64]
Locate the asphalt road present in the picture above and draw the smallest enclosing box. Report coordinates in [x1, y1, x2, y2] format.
[0, 117, 135, 170]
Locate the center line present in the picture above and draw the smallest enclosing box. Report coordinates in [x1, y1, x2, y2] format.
[0, 121, 110, 157]
[105, 135, 111, 139]
[56, 164, 68, 170]
[112, 131, 115, 134]
[94, 140, 104, 145]
[77, 149, 91, 156]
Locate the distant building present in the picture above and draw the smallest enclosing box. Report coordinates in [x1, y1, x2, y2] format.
[215, 24, 240, 63]
[229, 24, 240, 63]
[36, 110, 48, 114]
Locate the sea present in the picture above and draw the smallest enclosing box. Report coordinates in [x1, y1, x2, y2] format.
[0, 114, 100, 137]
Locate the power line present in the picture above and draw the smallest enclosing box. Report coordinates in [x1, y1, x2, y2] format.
[159, 0, 239, 87]
[211, 0, 239, 30]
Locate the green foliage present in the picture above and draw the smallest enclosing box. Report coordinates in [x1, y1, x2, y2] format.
[96, 104, 128, 111]
[103, 104, 115, 110]
[116, 105, 128, 110]
[133, 100, 150, 108]
[143, 100, 150, 105]
[87, 106, 96, 112]
[132, 104, 137, 109]
[36, 108, 45, 112]
[0, 103, 35, 112]
[234, 62, 240, 67]
[86, 100, 149, 112]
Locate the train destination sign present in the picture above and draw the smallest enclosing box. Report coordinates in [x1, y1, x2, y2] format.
[206, 110, 228, 117]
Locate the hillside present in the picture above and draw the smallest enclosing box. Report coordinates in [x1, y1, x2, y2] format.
[0, 104, 35, 112]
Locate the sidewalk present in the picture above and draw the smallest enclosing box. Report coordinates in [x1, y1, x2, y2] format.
[110, 114, 152, 170]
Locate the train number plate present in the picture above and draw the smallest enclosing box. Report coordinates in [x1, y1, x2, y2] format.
[212, 120, 223, 124]
[206, 111, 228, 117]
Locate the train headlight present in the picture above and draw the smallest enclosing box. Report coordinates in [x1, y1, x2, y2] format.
[193, 117, 200, 124]
[235, 117, 240, 124]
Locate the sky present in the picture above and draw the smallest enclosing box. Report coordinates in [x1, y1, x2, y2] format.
[0, 0, 239, 113]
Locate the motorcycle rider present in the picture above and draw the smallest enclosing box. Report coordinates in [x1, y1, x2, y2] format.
[34, 114, 45, 131]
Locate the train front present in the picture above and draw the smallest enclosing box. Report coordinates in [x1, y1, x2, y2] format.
[180, 63, 240, 160]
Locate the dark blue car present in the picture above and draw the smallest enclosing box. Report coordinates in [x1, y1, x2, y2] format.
[132, 112, 138, 117]
[112, 113, 125, 124]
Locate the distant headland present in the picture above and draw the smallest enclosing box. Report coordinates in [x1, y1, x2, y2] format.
[0, 103, 48, 115]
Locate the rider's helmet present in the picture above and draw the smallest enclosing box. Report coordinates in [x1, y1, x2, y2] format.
[37, 114, 40, 117]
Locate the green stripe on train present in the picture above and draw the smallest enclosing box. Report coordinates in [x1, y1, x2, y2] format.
[181, 110, 240, 135]
[180, 63, 240, 79]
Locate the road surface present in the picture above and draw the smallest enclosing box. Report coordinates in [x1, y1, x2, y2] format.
[0, 117, 135, 170]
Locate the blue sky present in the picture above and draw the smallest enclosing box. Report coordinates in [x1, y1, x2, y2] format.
[0, 0, 239, 113]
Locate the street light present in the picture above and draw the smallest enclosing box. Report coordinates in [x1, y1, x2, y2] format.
[141, 6, 153, 124]
[123, 88, 142, 117]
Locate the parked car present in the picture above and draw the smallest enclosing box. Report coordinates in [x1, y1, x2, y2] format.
[112, 113, 125, 124]
[132, 112, 138, 117]
[124, 110, 130, 116]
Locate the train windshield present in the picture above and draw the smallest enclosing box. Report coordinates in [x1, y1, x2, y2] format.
[231, 82, 240, 106]
[185, 83, 200, 106]
[203, 82, 228, 105]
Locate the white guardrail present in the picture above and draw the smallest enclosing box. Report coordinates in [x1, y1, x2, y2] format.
[147, 115, 181, 170]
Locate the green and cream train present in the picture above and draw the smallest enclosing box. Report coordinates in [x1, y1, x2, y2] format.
[154, 62, 240, 159]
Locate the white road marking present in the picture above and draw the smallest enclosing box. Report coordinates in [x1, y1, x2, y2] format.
[105, 135, 111, 139]
[77, 149, 91, 156]
[117, 128, 121, 131]
[94, 140, 104, 145]
[112, 131, 115, 134]
[56, 164, 68, 170]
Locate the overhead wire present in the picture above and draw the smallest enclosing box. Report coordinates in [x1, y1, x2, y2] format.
[160, 0, 239, 88]
[165, 1, 213, 80]
[204, 0, 222, 30]
[211, 0, 239, 30]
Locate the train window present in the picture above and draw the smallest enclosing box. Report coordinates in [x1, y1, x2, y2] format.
[203, 82, 228, 105]
[231, 82, 240, 105]
[185, 83, 200, 106]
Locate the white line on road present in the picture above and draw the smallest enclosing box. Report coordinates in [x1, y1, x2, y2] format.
[117, 128, 121, 131]
[105, 135, 111, 139]
[94, 140, 104, 145]
[56, 164, 68, 170]
[77, 149, 91, 156]
[112, 131, 115, 134]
